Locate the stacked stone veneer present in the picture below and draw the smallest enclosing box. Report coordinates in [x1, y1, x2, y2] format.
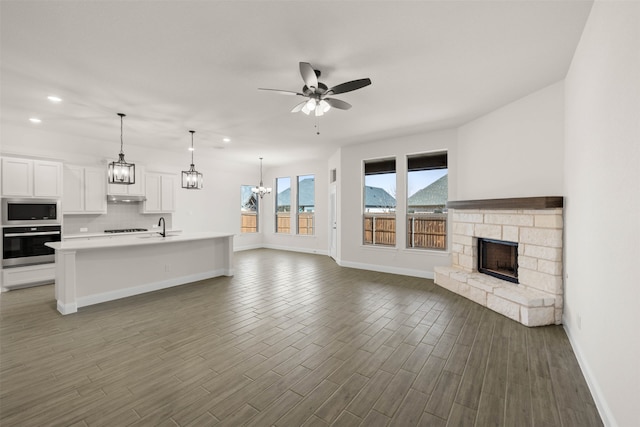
[434, 208, 563, 326]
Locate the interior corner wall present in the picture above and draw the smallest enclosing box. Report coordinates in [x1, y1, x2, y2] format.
[339, 129, 457, 277]
[260, 158, 329, 255]
[564, 2, 640, 426]
[456, 81, 565, 200]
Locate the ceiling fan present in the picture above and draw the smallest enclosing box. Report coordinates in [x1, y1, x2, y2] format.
[259, 62, 372, 117]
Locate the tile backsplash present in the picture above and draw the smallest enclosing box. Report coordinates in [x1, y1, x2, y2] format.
[63, 204, 172, 235]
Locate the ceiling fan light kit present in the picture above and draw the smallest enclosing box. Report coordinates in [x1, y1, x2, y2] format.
[259, 62, 371, 118]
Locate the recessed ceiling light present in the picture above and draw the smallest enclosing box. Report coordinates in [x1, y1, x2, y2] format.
[47, 95, 62, 103]
[29, 118, 42, 123]
[223, 138, 231, 143]
[188, 147, 195, 151]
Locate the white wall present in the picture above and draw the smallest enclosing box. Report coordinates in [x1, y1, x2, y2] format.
[261, 158, 329, 255]
[456, 81, 565, 200]
[564, 2, 640, 426]
[339, 129, 457, 277]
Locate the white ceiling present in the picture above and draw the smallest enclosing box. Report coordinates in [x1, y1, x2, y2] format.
[1, 1, 593, 167]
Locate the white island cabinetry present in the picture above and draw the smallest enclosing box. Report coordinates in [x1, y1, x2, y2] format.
[47, 232, 234, 314]
[63, 165, 107, 214]
[143, 172, 176, 213]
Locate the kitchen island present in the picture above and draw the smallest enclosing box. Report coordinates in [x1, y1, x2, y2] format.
[46, 232, 234, 315]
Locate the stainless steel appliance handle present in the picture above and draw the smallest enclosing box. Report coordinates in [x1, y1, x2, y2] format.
[4, 231, 61, 237]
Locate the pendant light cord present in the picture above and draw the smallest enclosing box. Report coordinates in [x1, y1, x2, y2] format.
[118, 113, 126, 155]
[190, 131, 195, 165]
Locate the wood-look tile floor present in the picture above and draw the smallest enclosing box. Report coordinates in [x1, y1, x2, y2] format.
[0, 249, 602, 426]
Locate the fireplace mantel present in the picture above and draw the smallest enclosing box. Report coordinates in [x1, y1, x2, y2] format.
[447, 196, 563, 210]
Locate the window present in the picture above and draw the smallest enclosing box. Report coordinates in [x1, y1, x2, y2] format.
[240, 185, 258, 233]
[275, 177, 291, 233]
[297, 175, 315, 235]
[407, 152, 448, 250]
[363, 158, 396, 246]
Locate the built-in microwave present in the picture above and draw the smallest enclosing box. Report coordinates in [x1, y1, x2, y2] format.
[1, 198, 61, 226]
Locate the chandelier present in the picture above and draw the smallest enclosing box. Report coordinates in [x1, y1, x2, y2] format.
[108, 113, 135, 184]
[181, 130, 203, 189]
[251, 157, 271, 198]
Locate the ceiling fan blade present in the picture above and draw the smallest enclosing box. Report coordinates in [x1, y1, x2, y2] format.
[299, 62, 318, 90]
[258, 88, 304, 96]
[291, 100, 307, 113]
[327, 78, 372, 95]
[324, 98, 352, 110]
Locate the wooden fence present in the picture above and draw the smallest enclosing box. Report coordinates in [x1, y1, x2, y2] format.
[276, 212, 290, 233]
[363, 214, 396, 246]
[407, 213, 447, 250]
[297, 212, 314, 235]
[364, 213, 447, 249]
[241, 212, 257, 233]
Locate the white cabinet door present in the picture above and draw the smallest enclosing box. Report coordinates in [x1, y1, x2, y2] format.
[160, 175, 175, 212]
[63, 165, 107, 214]
[1, 157, 33, 196]
[142, 172, 175, 213]
[62, 165, 84, 213]
[84, 167, 107, 213]
[143, 173, 162, 212]
[33, 160, 62, 197]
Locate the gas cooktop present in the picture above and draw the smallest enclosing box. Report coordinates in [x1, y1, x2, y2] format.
[104, 228, 149, 233]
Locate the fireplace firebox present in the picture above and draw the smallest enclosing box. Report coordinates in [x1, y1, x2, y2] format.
[478, 238, 518, 283]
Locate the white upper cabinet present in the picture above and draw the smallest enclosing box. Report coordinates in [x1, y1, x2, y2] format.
[63, 165, 107, 214]
[142, 172, 176, 213]
[107, 165, 145, 196]
[1, 157, 62, 198]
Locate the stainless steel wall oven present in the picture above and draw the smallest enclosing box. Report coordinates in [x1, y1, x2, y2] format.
[2, 198, 61, 268]
[3, 225, 61, 267]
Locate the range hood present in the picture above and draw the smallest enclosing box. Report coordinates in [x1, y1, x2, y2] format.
[107, 195, 147, 203]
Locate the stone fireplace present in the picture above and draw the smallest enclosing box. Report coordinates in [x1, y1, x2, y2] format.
[434, 197, 563, 326]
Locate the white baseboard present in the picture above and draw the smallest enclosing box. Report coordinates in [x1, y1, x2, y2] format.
[75, 269, 226, 310]
[338, 260, 434, 280]
[57, 301, 77, 315]
[234, 243, 264, 252]
[563, 318, 616, 427]
[261, 244, 329, 256]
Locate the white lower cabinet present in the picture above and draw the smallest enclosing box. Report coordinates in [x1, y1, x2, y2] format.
[63, 165, 107, 214]
[1, 264, 55, 291]
[142, 173, 176, 213]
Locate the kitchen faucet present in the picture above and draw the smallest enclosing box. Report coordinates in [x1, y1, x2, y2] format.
[158, 217, 166, 237]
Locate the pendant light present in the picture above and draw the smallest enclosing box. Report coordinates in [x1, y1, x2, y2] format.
[251, 157, 271, 198]
[108, 113, 136, 185]
[181, 130, 203, 189]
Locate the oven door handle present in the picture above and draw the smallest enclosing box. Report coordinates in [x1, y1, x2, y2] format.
[4, 231, 61, 237]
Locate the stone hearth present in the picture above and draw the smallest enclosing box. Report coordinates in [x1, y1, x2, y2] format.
[434, 197, 563, 327]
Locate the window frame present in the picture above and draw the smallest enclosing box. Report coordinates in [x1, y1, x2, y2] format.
[275, 176, 291, 234]
[363, 157, 397, 247]
[240, 184, 259, 233]
[406, 151, 448, 251]
[296, 174, 315, 236]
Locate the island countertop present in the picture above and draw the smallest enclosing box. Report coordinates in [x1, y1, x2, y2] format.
[48, 231, 234, 251]
[46, 231, 234, 315]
